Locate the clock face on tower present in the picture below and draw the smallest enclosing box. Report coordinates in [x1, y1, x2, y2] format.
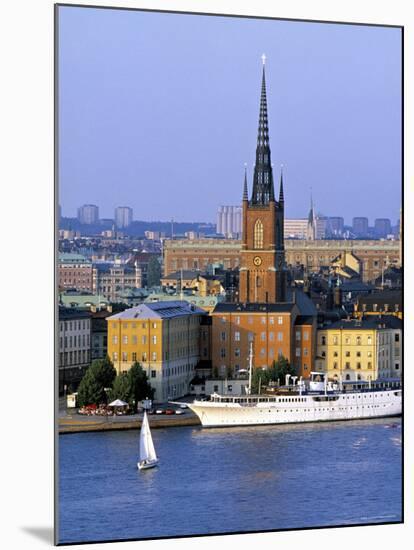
[253, 256, 262, 266]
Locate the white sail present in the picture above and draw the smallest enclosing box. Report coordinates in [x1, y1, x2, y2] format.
[139, 411, 157, 462]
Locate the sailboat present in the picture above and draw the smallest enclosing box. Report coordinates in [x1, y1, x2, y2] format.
[137, 411, 159, 470]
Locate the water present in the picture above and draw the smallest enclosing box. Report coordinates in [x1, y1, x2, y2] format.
[58, 418, 402, 544]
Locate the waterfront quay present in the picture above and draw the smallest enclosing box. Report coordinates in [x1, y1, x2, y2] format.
[58, 400, 200, 434]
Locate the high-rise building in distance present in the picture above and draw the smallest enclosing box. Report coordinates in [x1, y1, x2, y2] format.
[326, 217, 344, 237]
[77, 204, 99, 225]
[352, 217, 369, 238]
[216, 205, 242, 237]
[374, 218, 392, 238]
[115, 206, 133, 228]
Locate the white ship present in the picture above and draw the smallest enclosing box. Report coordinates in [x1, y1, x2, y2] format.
[188, 346, 401, 428]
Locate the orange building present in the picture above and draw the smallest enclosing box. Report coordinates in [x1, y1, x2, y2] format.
[211, 291, 316, 378]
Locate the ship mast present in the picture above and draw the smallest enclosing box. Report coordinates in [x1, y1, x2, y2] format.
[247, 341, 253, 395]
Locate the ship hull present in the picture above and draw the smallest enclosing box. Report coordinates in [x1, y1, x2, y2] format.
[188, 389, 401, 428]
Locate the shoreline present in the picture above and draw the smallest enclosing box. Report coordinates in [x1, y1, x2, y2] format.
[59, 413, 201, 434]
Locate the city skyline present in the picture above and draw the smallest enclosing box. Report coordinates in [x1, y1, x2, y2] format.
[59, 8, 401, 223]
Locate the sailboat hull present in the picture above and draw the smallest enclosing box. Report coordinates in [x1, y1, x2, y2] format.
[137, 459, 159, 470]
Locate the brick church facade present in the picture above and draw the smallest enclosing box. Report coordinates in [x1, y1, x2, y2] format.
[211, 58, 317, 378]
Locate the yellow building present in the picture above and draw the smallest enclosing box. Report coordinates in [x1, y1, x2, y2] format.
[316, 316, 402, 382]
[107, 301, 206, 402]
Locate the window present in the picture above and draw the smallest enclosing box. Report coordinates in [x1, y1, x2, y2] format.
[345, 337, 350, 344]
[152, 335, 157, 345]
[277, 332, 283, 341]
[345, 362, 350, 369]
[123, 335, 128, 344]
[296, 331, 301, 342]
[124, 323, 128, 329]
[112, 352, 118, 361]
[356, 336, 361, 345]
[112, 335, 118, 344]
[334, 351, 338, 357]
[122, 352, 127, 361]
[214, 385, 219, 392]
[151, 370, 156, 378]
[235, 316, 240, 325]
[248, 316, 253, 324]
[142, 352, 147, 362]
[345, 351, 350, 357]
[356, 362, 361, 370]
[269, 332, 274, 341]
[333, 336, 338, 345]
[235, 348, 240, 358]
[367, 362, 372, 369]
[321, 336, 326, 345]
[248, 332, 254, 342]
[221, 332, 226, 342]
[303, 331, 309, 341]
[151, 352, 157, 361]
[142, 335, 147, 344]
[303, 348, 308, 356]
[132, 352, 137, 362]
[333, 362, 338, 369]
[295, 348, 301, 357]
[220, 348, 226, 358]
[395, 333, 400, 342]
[261, 332, 266, 341]
[132, 335, 137, 344]
[278, 316, 283, 325]
[254, 219, 264, 249]
[269, 317, 274, 325]
[152, 323, 157, 329]
[234, 331, 240, 341]
[261, 316, 266, 324]
[356, 351, 361, 357]
[260, 348, 266, 357]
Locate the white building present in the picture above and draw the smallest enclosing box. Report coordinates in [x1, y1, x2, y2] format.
[58, 307, 92, 392]
[217, 206, 242, 237]
[115, 206, 133, 228]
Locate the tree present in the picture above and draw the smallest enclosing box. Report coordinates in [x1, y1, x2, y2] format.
[108, 373, 132, 405]
[77, 357, 117, 407]
[147, 256, 161, 288]
[270, 356, 295, 385]
[250, 356, 295, 394]
[127, 362, 154, 413]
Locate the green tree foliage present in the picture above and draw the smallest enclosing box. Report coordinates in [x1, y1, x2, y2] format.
[108, 373, 131, 404]
[147, 256, 161, 288]
[250, 356, 295, 393]
[127, 362, 154, 413]
[77, 357, 117, 407]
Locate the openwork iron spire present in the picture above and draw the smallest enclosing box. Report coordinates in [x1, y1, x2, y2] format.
[251, 55, 275, 205]
[243, 165, 248, 201]
[279, 165, 284, 204]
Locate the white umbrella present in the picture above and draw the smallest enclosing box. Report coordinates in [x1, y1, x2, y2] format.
[108, 399, 128, 407]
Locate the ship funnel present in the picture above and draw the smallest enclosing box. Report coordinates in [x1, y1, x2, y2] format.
[285, 374, 291, 386]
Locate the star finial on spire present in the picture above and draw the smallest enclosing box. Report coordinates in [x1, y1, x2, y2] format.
[261, 53, 266, 66]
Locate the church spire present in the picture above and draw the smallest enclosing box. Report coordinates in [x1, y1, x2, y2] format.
[251, 55, 275, 205]
[243, 164, 248, 201]
[279, 165, 284, 204]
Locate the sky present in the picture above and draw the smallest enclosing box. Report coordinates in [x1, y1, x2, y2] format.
[58, 6, 402, 224]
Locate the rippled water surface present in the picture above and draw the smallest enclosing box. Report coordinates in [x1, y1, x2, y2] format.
[58, 418, 402, 544]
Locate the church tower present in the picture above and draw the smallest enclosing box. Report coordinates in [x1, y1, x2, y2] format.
[306, 191, 317, 241]
[239, 56, 287, 303]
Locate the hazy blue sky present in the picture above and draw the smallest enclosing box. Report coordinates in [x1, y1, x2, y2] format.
[58, 6, 401, 224]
